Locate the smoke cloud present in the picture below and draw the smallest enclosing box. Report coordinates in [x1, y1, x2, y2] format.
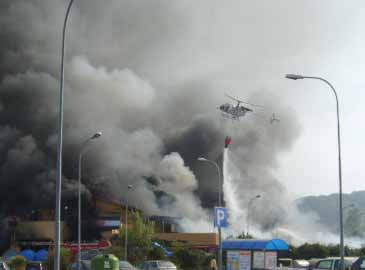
[0, 0, 332, 243]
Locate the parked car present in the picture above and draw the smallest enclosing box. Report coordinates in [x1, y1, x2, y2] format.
[0, 260, 10, 270]
[119, 261, 136, 270]
[313, 257, 358, 270]
[68, 260, 91, 270]
[351, 256, 365, 270]
[80, 250, 100, 261]
[137, 261, 176, 270]
[278, 258, 310, 269]
[309, 259, 321, 270]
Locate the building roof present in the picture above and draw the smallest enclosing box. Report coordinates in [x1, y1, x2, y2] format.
[155, 233, 218, 247]
[222, 239, 289, 251]
[149, 216, 182, 224]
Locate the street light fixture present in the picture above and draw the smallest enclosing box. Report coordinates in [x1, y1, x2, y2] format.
[197, 157, 222, 270]
[124, 184, 133, 261]
[55, 2, 75, 270]
[285, 74, 344, 270]
[246, 194, 261, 237]
[77, 132, 102, 270]
[285, 74, 304, 80]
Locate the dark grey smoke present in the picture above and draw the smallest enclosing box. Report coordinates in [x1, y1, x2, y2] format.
[0, 0, 302, 236]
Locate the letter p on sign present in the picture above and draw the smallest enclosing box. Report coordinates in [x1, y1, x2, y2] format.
[214, 207, 228, 228]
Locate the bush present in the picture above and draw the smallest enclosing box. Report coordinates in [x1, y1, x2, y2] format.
[148, 247, 165, 260]
[171, 246, 208, 270]
[107, 245, 123, 259]
[10, 256, 26, 270]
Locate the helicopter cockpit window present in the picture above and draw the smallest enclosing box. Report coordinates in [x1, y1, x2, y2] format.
[221, 104, 230, 111]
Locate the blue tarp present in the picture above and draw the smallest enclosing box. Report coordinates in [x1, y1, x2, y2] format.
[34, 249, 48, 261]
[222, 239, 289, 251]
[20, 249, 35, 261]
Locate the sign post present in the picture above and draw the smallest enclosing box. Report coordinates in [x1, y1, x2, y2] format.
[214, 207, 228, 228]
[214, 207, 228, 270]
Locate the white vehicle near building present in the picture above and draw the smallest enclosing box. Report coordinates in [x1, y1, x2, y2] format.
[312, 257, 358, 270]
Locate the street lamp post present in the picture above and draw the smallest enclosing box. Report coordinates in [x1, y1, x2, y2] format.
[55, 1, 75, 270]
[77, 132, 102, 270]
[198, 157, 222, 270]
[124, 184, 133, 261]
[285, 74, 344, 270]
[246, 194, 261, 237]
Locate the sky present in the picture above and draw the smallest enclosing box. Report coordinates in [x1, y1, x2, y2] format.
[244, 2, 365, 196]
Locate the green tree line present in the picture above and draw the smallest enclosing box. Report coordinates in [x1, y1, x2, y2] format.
[289, 243, 365, 260]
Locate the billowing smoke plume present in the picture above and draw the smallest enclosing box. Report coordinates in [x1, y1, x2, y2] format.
[0, 0, 321, 241]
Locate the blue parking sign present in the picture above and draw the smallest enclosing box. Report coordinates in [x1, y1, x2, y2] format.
[214, 207, 228, 228]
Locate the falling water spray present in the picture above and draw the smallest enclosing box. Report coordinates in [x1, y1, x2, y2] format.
[223, 136, 246, 235]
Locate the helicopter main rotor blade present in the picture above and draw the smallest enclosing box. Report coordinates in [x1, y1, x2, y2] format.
[224, 93, 265, 108]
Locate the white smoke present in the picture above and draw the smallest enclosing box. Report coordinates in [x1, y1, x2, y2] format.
[222, 147, 360, 246]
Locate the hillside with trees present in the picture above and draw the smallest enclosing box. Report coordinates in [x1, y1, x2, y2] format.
[297, 191, 365, 237]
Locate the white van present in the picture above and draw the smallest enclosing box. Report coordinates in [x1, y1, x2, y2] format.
[313, 257, 358, 270]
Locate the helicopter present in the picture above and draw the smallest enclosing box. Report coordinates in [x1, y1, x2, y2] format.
[218, 94, 263, 120]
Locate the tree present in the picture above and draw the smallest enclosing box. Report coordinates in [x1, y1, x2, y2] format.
[292, 243, 362, 259]
[327, 245, 340, 257]
[288, 245, 297, 259]
[119, 211, 155, 263]
[360, 246, 365, 256]
[295, 243, 329, 260]
[237, 232, 253, 239]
